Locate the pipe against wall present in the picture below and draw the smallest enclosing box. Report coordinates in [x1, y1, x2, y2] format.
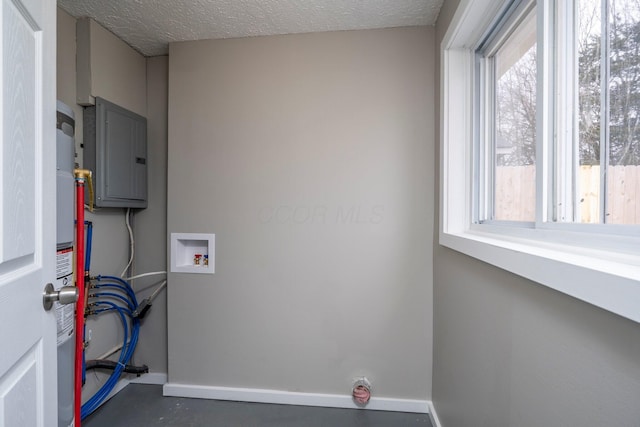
[74, 170, 90, 427]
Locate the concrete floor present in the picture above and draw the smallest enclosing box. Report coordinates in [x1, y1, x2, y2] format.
[83, 384, 434, 426]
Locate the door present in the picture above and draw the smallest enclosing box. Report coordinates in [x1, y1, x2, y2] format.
[0, 0, 58, 424]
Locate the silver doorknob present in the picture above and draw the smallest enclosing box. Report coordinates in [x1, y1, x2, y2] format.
[43, 283, 78, 311]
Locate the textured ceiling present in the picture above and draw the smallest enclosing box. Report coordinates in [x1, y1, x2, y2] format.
[57, 0, 444, 57]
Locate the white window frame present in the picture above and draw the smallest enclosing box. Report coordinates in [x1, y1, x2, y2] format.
[440, 0, 640, 323]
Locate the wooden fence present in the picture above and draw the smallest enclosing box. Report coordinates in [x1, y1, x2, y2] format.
[494, 165, 640, 224]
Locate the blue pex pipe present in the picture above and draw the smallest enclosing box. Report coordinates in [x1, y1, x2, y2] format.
[82, 221, 92, 389]
[84, 221, 93, 272]
[80, 277, 141, 420]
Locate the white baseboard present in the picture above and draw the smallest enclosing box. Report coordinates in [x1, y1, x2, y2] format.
[428, 401, 442, 427]
[163, 383, 430, 414]
[130, 372, 168, 385]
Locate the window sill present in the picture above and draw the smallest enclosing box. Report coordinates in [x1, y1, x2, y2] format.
[440, 228, 640, 323]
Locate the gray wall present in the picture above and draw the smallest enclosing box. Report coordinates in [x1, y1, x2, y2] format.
[131, 55, 169, 374]
[167, 27, 435, 399]
[76, 18, 146, 115]
[432, 1, 640, 426]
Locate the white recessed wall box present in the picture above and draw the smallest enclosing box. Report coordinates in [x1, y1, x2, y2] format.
[170, 233, 215, 274]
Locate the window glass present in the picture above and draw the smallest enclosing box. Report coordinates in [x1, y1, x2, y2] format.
[607, 0, 640, 224]
[578, 0, 640, 224]
[493, 7, 537, 221]
[578, 0, 602, 223]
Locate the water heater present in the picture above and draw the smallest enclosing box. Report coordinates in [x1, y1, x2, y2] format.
[56, 100, 75, 427]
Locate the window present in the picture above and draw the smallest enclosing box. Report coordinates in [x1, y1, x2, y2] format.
[476, 0, 640, 226]
[477, 2, 538, 222]
[441, 0, 640, 323]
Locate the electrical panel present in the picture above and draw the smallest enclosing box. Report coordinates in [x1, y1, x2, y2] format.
[84, 97, 147, 208]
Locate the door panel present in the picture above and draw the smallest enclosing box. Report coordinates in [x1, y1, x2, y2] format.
[0, 343, 41, 426]
[2, 0, 38, 264]
[0, 0, 57, 423]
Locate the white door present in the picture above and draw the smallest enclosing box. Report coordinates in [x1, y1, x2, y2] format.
[0, 0, 58, 424]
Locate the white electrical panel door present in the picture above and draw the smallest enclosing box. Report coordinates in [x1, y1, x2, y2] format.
[0, 0, 58, 424]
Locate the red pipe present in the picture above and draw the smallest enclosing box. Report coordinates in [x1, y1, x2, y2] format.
[74, 173, 86, 427]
